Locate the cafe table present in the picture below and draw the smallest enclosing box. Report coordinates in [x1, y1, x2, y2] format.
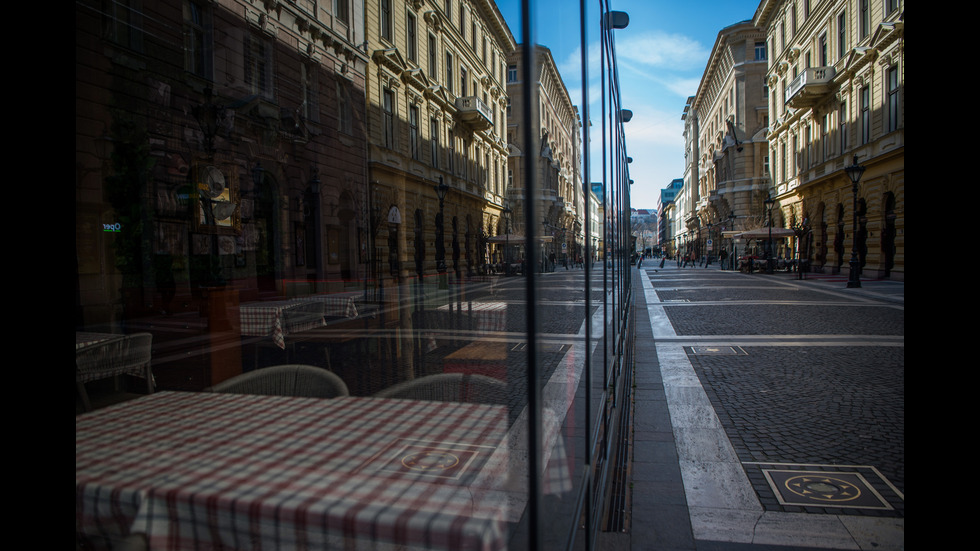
[239, 295, 358, 349]
[76, 391, 513, 550]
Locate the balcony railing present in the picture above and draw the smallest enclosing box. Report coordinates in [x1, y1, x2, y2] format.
[455, 96, 493, 130]
[785, 66, 836, 107]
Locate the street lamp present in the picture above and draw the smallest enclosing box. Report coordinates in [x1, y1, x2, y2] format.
[844, 155, 866, 288]
[728, 211, 736, 270]
[434, 176, 450, 274]
[705, 222, 713, 266]
[764, 194, 775, 274]
[502, 205, 512, 275]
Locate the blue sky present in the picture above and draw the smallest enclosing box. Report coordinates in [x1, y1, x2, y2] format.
[495, 0, 762, 209]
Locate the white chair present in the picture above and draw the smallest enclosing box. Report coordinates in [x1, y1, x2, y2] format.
[209, 364, 349, 398]
[76, 333, 154, 412]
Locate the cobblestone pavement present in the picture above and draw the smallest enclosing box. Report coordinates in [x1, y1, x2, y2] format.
[638, 264, 904, 549]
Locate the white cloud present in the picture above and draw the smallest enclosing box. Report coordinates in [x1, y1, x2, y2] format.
[616, 31, 707, 71]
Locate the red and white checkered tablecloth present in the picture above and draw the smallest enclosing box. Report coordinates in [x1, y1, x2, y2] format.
[239, 296, 357, 349]
[76, 391, 512, 551]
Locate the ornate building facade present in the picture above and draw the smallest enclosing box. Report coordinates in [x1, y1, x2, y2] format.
[686, 20, 771, 262]
[754, 0, 904, 279]
[506, 45, 584, 269]
[365, 0, 515, 283]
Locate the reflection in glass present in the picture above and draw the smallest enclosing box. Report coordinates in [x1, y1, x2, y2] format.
[76, 1, 634, 549]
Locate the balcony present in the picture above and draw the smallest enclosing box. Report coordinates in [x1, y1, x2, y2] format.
[785, 66, 836, 108]
[455, 96, 493, 130]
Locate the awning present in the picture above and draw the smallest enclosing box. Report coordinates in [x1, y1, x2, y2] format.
[486, 234, 554, 244]
[734, 227, 796, 239]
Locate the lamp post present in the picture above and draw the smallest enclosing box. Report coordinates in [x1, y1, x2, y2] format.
[434, 176, 449, 275]
[844, 155, 866, 288]
[728, 211, 736, 270]
[764, 194, 775, 274]
[705, 222, 713, 267]
[502, 205, 512, 275]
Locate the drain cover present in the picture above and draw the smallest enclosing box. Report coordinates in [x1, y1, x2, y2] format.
[763, 469, 892, 510]
[691, 346, 744, 355]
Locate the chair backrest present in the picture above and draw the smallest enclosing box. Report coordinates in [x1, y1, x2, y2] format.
[76, 332, 154, 383]
[209, 364, 349, 398]
[374, 373, 507, 405]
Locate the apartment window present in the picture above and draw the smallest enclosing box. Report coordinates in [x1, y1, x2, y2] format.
[837, 11, 846, 60]
[460, 67, 468, 96]
[754, 42, 767, 61]
[859, 0, 870, 40]
[430, 118, 440, 169]
[336, 79, 352, 134]
[183, 1, 212, 78]
[860, 86, 871, 144]
[428, 34, 437, 78]
[448, 134, 455, 173]
[383, 88, 395, 148]
[838, 102, 848, 153]
[446, 51, 454, 93]
[818, 33, 828, 66]
[507, 64, 518, 83]
[444, 0, 451, 23]
[245, 31, 274, 99]
[335, 0, 349, 24]
[780, 142, 787, 181]
[792, 134, 799, 175]
[885, 0, 899, 15]
[822, 113, 830, 161]
[471, 22, 477, 50]
[804, 125, 812, 169]
[459, 4, 465, 37]
[887, 66, 900, 132]
[380, 0, 393, 42]
[104, 0, 144, 51]
[409, 105, 420, 160]
[301, 62, 319, 122]
[406, 12, 417, 62]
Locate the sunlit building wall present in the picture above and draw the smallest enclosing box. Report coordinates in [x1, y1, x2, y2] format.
[689, 20, 771, 259]
[754, 0, 904, 278]
[506, 45, 583, 267]
[365, 0, 515, 282]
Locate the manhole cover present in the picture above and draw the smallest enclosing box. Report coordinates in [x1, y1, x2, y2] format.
[763, 469, 892, 510]
[691, 346, 744, 355]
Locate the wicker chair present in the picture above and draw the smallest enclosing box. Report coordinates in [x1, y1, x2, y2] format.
[209, 364, 349, 398]
[374, 373, 507, 405]
[75, 333, 154, 412]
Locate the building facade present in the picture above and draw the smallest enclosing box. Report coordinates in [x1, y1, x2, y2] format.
[657, 178, 684, 256]
[754, 0, 904, 278]
[365, 0, 515, 284]
[506, 45, 584, 269]
[687, 20, 771, 262]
